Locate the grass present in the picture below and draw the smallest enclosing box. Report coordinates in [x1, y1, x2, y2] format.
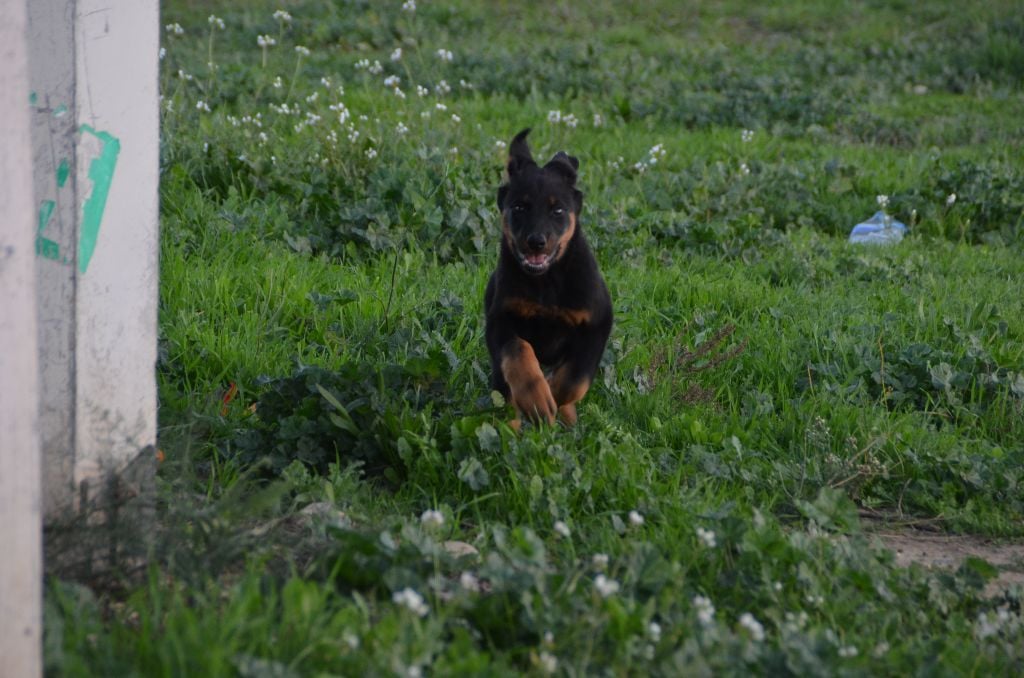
[46, 0, 1024, 674]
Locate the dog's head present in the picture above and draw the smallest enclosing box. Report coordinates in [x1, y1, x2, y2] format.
[497, 128, 583, 276]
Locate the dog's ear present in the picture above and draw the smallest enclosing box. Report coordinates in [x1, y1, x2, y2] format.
[497, 183, 509, 210]
[544, 151, 579, 185]
[507, 128, 535, 177]
[573, 189, 584, 215]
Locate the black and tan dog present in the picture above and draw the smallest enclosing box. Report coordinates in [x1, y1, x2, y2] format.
[484, 129, 612, 427]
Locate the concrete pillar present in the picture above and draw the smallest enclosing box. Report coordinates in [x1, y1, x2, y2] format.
[0, 0, 43, 673]
[28, 0, 160, 522]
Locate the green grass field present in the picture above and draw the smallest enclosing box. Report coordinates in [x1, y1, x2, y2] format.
[46, 0, 1024, 674]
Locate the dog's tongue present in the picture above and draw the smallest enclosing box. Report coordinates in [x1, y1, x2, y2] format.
[526, 253, 547, 265]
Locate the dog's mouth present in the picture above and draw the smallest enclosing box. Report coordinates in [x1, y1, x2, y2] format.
[518, 247, 558, 275]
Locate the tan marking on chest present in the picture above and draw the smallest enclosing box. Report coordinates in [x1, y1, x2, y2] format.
[504, 297, 591, 326]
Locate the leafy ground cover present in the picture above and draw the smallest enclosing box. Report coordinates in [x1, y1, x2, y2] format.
[46, 0, 1024, 675]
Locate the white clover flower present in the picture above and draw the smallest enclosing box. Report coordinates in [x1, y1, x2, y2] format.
[592, 553, 609, 571]
[872, 642, 890, 657]
[594, 574, 620, 598]
[449, 147, 459, 155]
[306, 92, 319, 103]
[648, 621, 662, 642]
[295, 45, 311, 57]
[420, 509, 444, 528]
[416, 85, 430, 97]
[177, 69, 193, 81]
[368, 60, 384, 75]
[342, 631, 360, 649]
[538, 651, 557, 674]
[293, 121, 306, 133]
[165, 23, 185, 35]
[437, 48, 454, 62]
[196, 100, 211, 112]
[208, 15, 225, 30]
[494, 139, 507, 150]
[365, 147, 377, 159]
[633, 161, 647, 174]
[739, 612, 765, 642]
[383, 74, 401, 88]
[396, 122, 409, 135]
[553, 521, 571, 538]
[459, 571, 480, 592]
[593, 113, 605, 127]
[402, 0, 417, 12]
[273, 9, 292, 23]
[739, 162, 751, 176]
[876, 194, 890, 209]
[434, 102, 448, 111]
[407, 666, 422, 678]
[257, 35, 277, 48]
[547, 110, 562, 124]
[420, 111, 431, 119]
[839, 645, 858, 658]
[347, 128, 360, 142]
[305, 112, 321, 125]
[563, 113, 579, 128]
[227, 115, 239, 127]
[696, 526, 717, 548]
[237, 154, 248, 162]
[451, 113, 461, 123]
[355, 58, 370, 70]
[394, 87, 406, 99]
[693, 595, 715, 626]
[320, 76, 332, 88]
[628, 510, 645, 527]
[459, 79, 474, 89]
[391, 47, 403, 62]
[203, 142, 209, 153]
[272, 76, 283, 89]
[741, 128, 754, 143]
[258, 132, 268, 145]
[773, 581, 782, 591]
[946, 192, 957, 206]
[392, 587, 428, 616]
[435, 79, 451, 95]
[159, 47, 167, 60]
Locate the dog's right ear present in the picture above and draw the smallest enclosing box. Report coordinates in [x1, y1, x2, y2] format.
[507, 128, 535, 177]
[497, 183, 509, 210]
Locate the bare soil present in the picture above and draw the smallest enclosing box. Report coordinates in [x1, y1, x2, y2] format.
[869, 527, 1024, 597]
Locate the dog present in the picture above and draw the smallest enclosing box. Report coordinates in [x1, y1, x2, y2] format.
[484, 128, 612, 427]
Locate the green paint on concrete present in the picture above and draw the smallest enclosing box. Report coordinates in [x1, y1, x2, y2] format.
[56, 159, 70, 187]
[38, 200, 55, 234]
[37, 200, 60, 261]
[29, 91, 37, 106]
[36, 237, 60, 261]
[53, 104, 68, 118]
[78, 125, 121, 274]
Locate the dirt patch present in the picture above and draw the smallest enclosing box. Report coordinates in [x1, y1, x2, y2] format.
[869, 528, 1024, 596]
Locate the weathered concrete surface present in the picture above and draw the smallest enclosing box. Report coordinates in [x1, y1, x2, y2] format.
[0, 1, 43, 674]
[27, 0, 159, 520]
[72, 0, 160, 509]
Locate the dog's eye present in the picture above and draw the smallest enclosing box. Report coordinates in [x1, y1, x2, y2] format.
[513, 204, 527, 213]
[551, 207, 565, 217]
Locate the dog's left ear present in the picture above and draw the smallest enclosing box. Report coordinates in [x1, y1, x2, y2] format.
[507, 128, 535, 178]
[544, 151, 579, 185]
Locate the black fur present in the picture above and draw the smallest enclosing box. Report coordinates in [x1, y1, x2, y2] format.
[484, 129, 613, 425]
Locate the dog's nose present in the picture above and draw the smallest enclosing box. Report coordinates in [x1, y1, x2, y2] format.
[526, 234, 546, 252]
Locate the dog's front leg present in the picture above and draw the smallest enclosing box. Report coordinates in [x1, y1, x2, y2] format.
[500, 338, 557, 425]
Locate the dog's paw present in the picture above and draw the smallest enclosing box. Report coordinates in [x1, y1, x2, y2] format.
[512, 377, 557, 425]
